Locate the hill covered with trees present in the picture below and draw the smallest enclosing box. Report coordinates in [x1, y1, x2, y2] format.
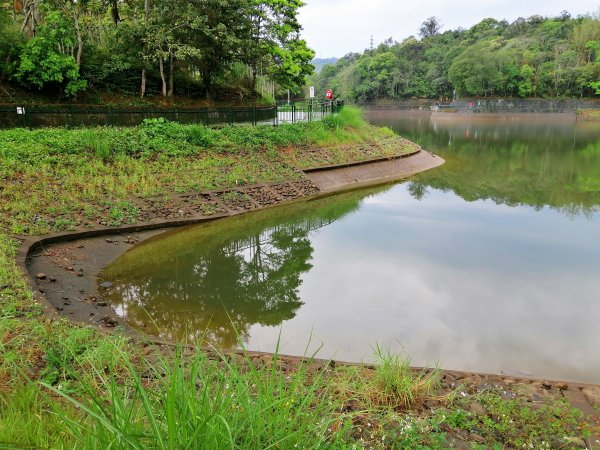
[314, 13, 600, 102]
[0, 0, 314, 103]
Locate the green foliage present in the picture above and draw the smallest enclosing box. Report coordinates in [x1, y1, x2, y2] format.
[0, 234, 39, 319]
[14, 12, 86, 96]
[34, 346, 346, 449]
[450, 390, 592, 448]
[0, 110, 414, 235]
[0, 7, 21, 78]
[2, 0, 314, 100]
[316, 14, 600, 100]
[322, 105, 364, 130]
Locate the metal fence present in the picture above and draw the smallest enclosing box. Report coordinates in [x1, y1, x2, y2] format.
[0, 99, 344, 129]
[276, 99, 344, 124]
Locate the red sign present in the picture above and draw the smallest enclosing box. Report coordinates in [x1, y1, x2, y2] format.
[325, 89, 333, 100]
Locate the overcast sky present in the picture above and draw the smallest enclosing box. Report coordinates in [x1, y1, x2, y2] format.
[299, 0, 600, 58]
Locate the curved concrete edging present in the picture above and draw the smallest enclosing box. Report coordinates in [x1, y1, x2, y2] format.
[302, 149, 421, 173]
[17, 147, 444, 325]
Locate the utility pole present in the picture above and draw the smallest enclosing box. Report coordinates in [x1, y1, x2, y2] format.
[370, 35, 374, 50]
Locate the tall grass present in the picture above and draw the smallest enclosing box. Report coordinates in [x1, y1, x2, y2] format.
[334, 345, 440, 412]
[31, 344, 347, 449]
[369, 345, 440, 409]
[0, 106, 369, 162]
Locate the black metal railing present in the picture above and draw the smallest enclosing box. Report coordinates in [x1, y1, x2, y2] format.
[0, 99, 344, 129]
[276, 99, 344, 124]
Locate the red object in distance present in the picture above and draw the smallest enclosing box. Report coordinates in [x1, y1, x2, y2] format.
[326, 89, 333, 100]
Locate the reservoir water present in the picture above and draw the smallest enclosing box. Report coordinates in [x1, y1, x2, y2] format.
[99, 111, 600, 383]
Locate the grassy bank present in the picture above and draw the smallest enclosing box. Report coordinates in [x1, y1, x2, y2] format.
[0, 108, 597, 448]
[576, 109, 600, 121]
[0, 107, 416, 235]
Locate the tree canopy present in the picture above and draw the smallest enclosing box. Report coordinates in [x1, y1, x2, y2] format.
[314, 13, 600, 101]
[0, 0, 314, 99]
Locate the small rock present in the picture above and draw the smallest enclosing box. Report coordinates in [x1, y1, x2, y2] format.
[467, 402, 486, 416]
[67, 267, 74, 271]
[105, 238, 113, 243]
[62, 296, 69, 300]
[97, 301, 108, 307]
[582, 386, 600, 407]
[77, 272, 83, 277]
[470, 433, 485, 444]
[541, 381, 552, 390]
[555, 382, 568, 391]
[76, 244, 84, 249]
[48, 276, 56, 282]
[99, 281, 113, 289]
[36, 273, 46, 280]
[100, 315, 118, 327]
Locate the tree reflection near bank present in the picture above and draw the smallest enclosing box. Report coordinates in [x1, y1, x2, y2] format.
[100, 188, 384, 346]
[368, 111, 600, 216]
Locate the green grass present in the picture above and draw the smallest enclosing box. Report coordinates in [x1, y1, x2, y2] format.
[38, 346, 348, 449]
[0, 106, 415, 235]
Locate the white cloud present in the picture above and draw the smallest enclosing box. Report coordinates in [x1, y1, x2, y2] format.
[299, 0, 600, 57]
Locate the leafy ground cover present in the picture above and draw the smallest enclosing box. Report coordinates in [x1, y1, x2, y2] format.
[0, 108, 598, 448]
[0, 107, 416, 235]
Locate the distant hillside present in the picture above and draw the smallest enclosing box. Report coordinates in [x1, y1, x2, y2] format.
[312, 58, 339, 73]
[314, 14, 600, 101]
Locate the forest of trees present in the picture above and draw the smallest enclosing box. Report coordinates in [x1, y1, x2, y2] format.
[0, 0, 314, 101]
[314, 13, 600, 102]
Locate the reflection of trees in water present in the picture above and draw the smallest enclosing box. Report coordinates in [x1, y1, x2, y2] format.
[102, 189, 382, 346]
[391, 118, 600, 216]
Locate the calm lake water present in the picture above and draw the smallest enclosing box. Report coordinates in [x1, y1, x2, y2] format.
[100, 111, 600, 383]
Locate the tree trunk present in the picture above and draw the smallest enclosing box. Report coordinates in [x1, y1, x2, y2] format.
[74, 12, 83, 66]
[110, 0, 120, 26]
[159, 55, 167, 97]
[140, 67, 146, 98]
[140, 0, 149, 97]
[251, 67, 257, 90]
[168, 53, 174, 97]
[20, 0, 37, 37]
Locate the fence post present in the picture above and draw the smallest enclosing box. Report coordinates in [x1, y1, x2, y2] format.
[274, 104, 278, 126]
[252, 106, 256, 126]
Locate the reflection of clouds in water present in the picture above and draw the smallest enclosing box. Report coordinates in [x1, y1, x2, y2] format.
[245, 185, 600, 383]
[267, 249, 600, 382]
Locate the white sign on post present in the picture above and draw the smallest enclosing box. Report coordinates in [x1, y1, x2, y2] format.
[309, 86, 315, 98]
[16, 106, 25, 115]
